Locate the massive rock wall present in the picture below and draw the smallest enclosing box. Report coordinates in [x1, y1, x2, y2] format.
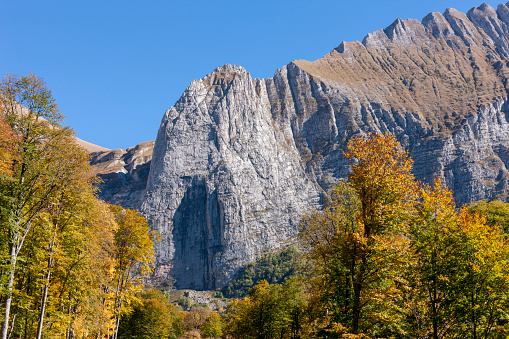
[107, 3, 509, 289]
[140, 66, 320, 289]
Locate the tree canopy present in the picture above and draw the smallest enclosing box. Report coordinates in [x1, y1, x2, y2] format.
[0, 73, 157, 339]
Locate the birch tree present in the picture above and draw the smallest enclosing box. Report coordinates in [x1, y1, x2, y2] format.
[0, 73, 88, 339]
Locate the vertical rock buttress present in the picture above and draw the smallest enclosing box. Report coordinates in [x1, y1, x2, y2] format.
[141, 65, 320, 290]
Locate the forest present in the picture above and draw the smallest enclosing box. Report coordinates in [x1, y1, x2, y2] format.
[2, 74, 509, 339]
[0, 74, 157, 339]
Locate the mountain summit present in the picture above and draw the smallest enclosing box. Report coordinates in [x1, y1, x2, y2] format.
[91, 2, 509, 290]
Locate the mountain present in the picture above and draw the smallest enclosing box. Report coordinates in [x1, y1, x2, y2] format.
[89, 141, 154, 210]
[75, 137, 110, 153]
[95, 2, 509, 290]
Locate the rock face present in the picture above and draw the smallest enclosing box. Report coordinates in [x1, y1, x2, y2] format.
[141, 66, 320, 289]
[105, 2, 509, 290]
[90, 141, 154, 210]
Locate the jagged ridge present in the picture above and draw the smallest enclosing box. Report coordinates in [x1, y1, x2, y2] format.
[96, 2, 509, 290]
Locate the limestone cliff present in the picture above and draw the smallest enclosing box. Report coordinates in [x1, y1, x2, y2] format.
[101, 3, 509, 289]
[141, 66, 320, 289]
[90, 141, 154, 210]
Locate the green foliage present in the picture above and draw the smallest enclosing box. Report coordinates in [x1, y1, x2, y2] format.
[200, 312, 223, 338]
[225, 278, 308, 339]
[222, 245, 309, 298]
[212, 291, 223, 299]
[298, 133, 418, 337]
[0, 74, 157, 339]
[0, 73, 96, 339]
[177, 296, 194, 309]
[406, 179, 509, 338]
[118, 289, 184, 339]
[405, 178, 461, 338]
[109, 205, 158, 335]
[468, 199, 509, 233]
[1, 81, 508, 339]
[296, 134, 509, 337]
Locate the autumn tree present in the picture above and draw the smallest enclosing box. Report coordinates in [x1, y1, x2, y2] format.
[454, 209, 509, 338]
[225, 278, 308, 339]
[0, 116, 16, 176]
[344, 132, 419, 237]
[299, 182, 363, 335]
[56, 198, 118, 339]
[0, 116, 16, 317]
[344, 133, 419, 336]
[299, 133, 419, 337]
[109, 205, 157, 339]
[118, 289, 184, 339]
[5, 183, 117, 339]
[0, 73, 91, 339]
[200, 311, 223, 338]
[468, 200, 509, 233]
[0, 73, 158, 339]
[408, 179, 509, 338]
[2, 173, 156, 339]
[405, 179, 459, 338]
[35, 137, 95, 339]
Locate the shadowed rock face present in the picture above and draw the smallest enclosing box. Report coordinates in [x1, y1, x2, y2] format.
[89, 141, 155, 210]
[101, 3, 509, 290]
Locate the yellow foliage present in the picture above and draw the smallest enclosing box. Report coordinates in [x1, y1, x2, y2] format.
[344, 132, 419, 236]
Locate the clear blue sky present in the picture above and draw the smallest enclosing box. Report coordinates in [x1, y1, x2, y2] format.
[0, 0, 503, 149]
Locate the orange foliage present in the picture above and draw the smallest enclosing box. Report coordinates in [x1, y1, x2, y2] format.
[0, 115, 18, 175]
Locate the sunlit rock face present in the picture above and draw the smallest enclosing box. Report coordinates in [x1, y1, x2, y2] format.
[100, 3, 509, 290]
[89, 141, 155, 210]
[141, 65, 320, 289]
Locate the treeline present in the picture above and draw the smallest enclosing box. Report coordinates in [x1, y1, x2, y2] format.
[224, 133, 509, 338]
[222, 246, 309, 299]
[0, 74, 156, 339]
[118, 289, 224, 339]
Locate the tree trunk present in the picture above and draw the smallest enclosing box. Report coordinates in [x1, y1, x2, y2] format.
[1, 243, 18, 339]
[432, 287, 438, 339]
[471, 291, 477, 339]
[36, 234, 56, 339]
[351, 255, 366, 334]
[112, 311, 122, 339]
[7, 313, 16, 339]
[351, 283, 362, 334]
[35, 267, 52, 339]
[112, 277, 124, 339]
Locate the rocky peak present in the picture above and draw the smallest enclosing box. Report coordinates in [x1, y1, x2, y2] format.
[421, 12, 456, 39]
[141, 63, 320, 290]
[92, 2, 509, 290]
[444, 7, 490, 46]
[467, 3, 509, 56]
[496, 3, 509, 26]
[90, 140, 154, 209]
[382, 18, 428, 46]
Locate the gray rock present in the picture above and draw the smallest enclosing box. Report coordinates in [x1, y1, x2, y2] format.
[94, 3, 509, 290]
[90, 141, 154, 210]
[141, 65, 320, 290]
